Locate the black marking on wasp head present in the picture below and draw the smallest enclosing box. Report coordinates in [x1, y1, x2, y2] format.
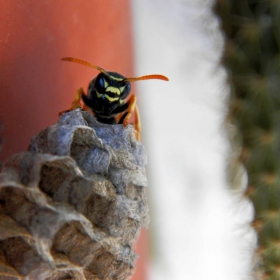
[61, 57, 169, 124]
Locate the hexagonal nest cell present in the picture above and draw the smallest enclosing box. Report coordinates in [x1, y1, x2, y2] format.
[0, 109, 149, 280]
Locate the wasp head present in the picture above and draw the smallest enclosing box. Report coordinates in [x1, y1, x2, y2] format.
[93, 72, 131, 104]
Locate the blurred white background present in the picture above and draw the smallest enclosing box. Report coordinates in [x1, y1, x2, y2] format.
[132, 1, 254, 279]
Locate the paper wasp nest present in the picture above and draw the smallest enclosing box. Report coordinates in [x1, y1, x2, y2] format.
[0, 109, 149, 280]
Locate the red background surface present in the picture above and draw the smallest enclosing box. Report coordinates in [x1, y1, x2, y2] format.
[0, 1, 147, 279]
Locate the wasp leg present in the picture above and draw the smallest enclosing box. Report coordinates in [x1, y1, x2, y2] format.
[122, 94, 136, 127]
[59, 87, 86, 116]
[118, 112, 128, 124]
[122, 94, 141, 141]
[134, 105, 141, 141]
[70, 87, 86, 110]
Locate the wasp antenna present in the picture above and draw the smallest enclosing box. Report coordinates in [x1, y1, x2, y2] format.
[125, 74, 169, 82]
[61, 57, 110, 77]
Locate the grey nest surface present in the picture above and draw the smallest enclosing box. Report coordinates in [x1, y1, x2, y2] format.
[0, 109, 149, 280]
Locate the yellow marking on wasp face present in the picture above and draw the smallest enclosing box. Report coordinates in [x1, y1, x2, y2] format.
[104, 79, 109, 88]
[109, 75, 123, 81]
[96, 91, 103, 100]
[96, 90, 102, 97]
[120, 85, 126, 93]
[106, 86, 121, 95]
[119, 99, 125, 104]
[105, 95, 119, 102]
[96, 90, 119, 102]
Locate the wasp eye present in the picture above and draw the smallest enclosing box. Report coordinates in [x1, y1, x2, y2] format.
[98, 77, 104, 88]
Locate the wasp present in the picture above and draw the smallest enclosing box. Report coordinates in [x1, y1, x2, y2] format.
[60, 57, 169, 140]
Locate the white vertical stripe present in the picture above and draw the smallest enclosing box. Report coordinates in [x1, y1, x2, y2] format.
[132, 1, 253, 280]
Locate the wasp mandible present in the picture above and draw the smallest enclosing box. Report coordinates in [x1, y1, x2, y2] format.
[60, 57, 169, 140]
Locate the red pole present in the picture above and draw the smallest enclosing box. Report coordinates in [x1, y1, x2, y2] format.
[0, 0, 134, 161]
